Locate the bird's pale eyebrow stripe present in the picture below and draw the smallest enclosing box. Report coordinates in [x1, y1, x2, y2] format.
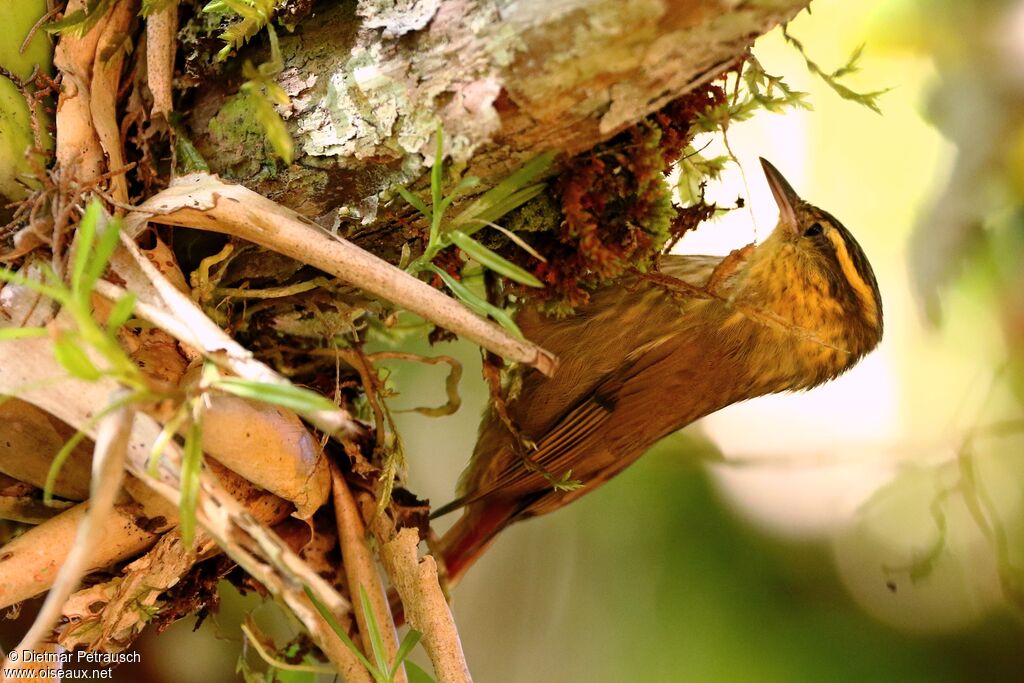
[825, 228, 878, 326]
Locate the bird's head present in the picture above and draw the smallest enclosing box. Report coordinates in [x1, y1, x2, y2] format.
[739, 158, 883, 379]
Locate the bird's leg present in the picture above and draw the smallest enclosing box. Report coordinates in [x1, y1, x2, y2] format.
[704, 242, 754, 295]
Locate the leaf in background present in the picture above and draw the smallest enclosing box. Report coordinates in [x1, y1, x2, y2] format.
[405, 661, 437, 683]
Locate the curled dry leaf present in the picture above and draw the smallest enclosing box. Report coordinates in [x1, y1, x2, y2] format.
[0, 398, 93, 500]
[200, 394, 331, 519]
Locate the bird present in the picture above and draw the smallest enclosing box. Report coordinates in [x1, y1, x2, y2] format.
[431, 158, 883, 586]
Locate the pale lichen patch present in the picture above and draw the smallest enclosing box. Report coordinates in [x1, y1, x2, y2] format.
[357, 0, 442, 38]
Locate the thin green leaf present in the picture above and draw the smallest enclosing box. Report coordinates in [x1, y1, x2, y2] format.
[452, 152, 555, 230]
[359, 585, 389, 678]
[43, 393, 139, 505]
[427, 266, 523, 338]
[0, 267, 69, 303]
[105, 293, 137, 334]
[388, 630, 423, 681]
[448, 231, 543, 287]
[147, 407, 190, 477]
[0, 327, 47, 341]
[213, 377, 340, 415]
[71, 201, 103, 300]
[179, 415, 204, 548]
[405, 660, 437, 683]
[395, 185, 432, 220]
[54, 335, 103, 381]
[43, 430, 89, 506]
[80, 215, 123, 296]
[302, 586, 380, 677]
[430, 127, 444, 228]
[202, 0, 229, 13]
[453, 182, 548, 233]
[47, 0, 113, 36]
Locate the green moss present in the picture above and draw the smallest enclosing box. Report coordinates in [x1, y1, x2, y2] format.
[205, 93, 281, 179]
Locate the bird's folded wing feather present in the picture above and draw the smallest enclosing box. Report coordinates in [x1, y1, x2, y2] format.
[460, 332, 680, 506]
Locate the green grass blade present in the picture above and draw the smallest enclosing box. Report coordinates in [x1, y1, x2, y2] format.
[388, 630, 423, 681]
[303, 586, 381, 679]
[395, 186, 432, 220]
[405, 660, 437, 683]
[82, 215, 122, 294]
[448, 231, 542, 287]
[358, 585, 389, 678]
[213, 377, 339, 415]
[179, 415, 204, 548]
[105, 293, 137, 334]
[71, 201, 103, 301]
[427, 266, 523, 338]
[0, 327, 47, 341]
[53, 334, 103, 381]
[452, 152, 554, 231]
[0, 266, 71, 304]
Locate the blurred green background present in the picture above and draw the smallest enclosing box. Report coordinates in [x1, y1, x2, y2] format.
[27, 0, 1021, 680]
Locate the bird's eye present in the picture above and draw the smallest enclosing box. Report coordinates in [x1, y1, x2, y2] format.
[803, 222, 824, 237]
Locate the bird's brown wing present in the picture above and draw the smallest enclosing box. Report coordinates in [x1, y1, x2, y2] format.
[457, 333, 681, 507]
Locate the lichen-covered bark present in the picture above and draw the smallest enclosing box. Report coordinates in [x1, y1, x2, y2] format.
[188, 0, 809, 223]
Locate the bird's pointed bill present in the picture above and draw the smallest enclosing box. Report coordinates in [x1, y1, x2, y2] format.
[760, 158, 800, 233]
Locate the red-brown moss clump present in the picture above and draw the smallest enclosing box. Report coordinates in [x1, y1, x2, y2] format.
[520, 81, 727, 309]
